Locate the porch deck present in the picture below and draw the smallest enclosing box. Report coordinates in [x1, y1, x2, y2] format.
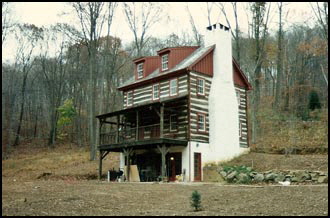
[98, 137, 187, 152]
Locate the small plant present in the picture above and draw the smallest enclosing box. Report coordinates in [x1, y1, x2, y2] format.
[191, 190, 202, 211]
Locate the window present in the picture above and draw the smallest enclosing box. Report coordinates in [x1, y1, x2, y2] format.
[170, 114, 178, 131]
[127, 91, 133, 106]
[153, 84, 160, 100]
[236, 90, 240, 105]
[239, 122, 242, 138]
[197, 114, 206, 132]
[170, 78, 177, 96]
[197, 78, 205, 95]
[161, 54, 169, 71]
[137, 63, 143, 79]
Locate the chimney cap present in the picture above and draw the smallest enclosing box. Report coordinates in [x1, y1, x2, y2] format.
[206, 23, 230, 31]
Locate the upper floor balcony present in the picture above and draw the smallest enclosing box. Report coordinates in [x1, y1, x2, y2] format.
[96, 96, 189, 151]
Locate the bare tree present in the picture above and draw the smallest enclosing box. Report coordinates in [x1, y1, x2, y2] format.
[71, 2, 106, 160]
[2, 2, 14, 45]
[216, 2, 241, 64]
[186, 4, 203, 46]
[13, 24, 44, 146]
[123, 2, 163, 57]
[310, 2, 328, 42]
[249, 2, 271, 144]
[37, 27, 69, 147]
[274, 2, 284, 109]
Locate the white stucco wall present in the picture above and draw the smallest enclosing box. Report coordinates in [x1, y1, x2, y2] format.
[205, 23, 249, 163]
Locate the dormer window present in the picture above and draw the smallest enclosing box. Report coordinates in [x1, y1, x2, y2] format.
[161, 54, 168, 71]
[137, 63, 144, 79]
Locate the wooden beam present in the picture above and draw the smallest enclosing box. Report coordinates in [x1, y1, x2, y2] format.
[116, 115, 120, 143]
[102, 121, 126, 126]
[98, 150, 103, 180]
[99, 119, 104, 146]
[123, 148, 134, 182]
[157, 144, 169, 181]
[102, 151, 110, 159]
[154, 107, 160, 117]
[136, 111, 139, 141]
[160, 104, 164, 138]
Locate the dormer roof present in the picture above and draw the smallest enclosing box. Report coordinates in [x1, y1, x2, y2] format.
[119, 45, 251, 91]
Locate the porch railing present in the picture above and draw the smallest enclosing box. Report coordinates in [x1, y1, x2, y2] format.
[100, 124, 187, 145]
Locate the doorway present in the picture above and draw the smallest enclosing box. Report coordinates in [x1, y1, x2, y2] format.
[194, 152, 201, 181]
[166, 152, 182, 181]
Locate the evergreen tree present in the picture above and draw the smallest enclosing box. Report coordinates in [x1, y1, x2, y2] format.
[309, 90, 321, 111]
[190, 190, 202, 211]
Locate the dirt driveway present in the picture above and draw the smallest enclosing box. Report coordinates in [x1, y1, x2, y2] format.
[2, 179, 328, 216]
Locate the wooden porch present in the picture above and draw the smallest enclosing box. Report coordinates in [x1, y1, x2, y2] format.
[96, 96, 189, 181]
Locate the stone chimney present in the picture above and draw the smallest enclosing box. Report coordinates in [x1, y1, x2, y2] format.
[206, 23, 242, 162]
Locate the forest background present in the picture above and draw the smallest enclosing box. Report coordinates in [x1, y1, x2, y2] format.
[2, 2, 328, 160]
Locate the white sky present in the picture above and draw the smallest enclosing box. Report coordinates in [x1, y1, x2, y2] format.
[2, 2, 319, 63]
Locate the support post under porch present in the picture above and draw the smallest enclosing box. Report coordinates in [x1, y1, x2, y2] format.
[98, 150, 110, 180]
[157, 144, 169, 182]
[123, 148, 134, 182]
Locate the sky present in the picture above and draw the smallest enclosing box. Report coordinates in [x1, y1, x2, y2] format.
[2, 2, 319, 63]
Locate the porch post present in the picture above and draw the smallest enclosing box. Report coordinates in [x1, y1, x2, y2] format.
[98, 150, 103, 180]
[160, 104, 164, 138]
[123, 148, 133, 182]
[157, 144, 169, 182]
[136, 111, 139, 140]
[116, 115, 120, 143]
[99, 118, 103, 145]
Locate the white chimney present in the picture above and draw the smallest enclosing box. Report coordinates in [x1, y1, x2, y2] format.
[205, 23, 242, 162]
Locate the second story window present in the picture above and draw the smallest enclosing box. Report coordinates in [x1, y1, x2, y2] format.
[153, 84, 160, 100]
[137, 63, 144, 79]
[170, 78, 178, 96]
[197, 114, 206, 132]
[236, 90, 240, 105]
[197, 78, 205, 95]
[127, 91, 133, 107]
[161, 54, 168, 71]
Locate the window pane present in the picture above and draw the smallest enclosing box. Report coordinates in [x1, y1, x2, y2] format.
[127, 92, 133, 106]
[137, 63, 143, 78]
[162, 54, 168, 70]
[198, 115, 205, 131]
[153, 84, 159, 100]
[170, 79, 177, 96]
[197, 79, 204, 95]
[236, 90, 240, 105]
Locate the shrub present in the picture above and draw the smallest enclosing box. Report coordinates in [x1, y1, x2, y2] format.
[191, 190, 202, 211]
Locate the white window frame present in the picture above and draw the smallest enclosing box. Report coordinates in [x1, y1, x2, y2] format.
[127, 91, 133, 107]
[197, 78, 205, 95]
[152, 83, 160, 100]
[197, 114, 206, 132]
[137, 63, 144, 79]
[169, 78, 178, 96]
[161, 54, 169, 71]
[236, 90, 241, 105]
[170, 114, 178, 132]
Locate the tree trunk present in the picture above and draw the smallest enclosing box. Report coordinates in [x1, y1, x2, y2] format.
[13, 74, 28, 146]
[274, 2, 283, 110]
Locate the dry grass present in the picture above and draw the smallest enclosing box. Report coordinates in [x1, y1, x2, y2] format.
[255, 108, 328, 152]
[2, 140, 120, 181]
[218, 152, 328, 172]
